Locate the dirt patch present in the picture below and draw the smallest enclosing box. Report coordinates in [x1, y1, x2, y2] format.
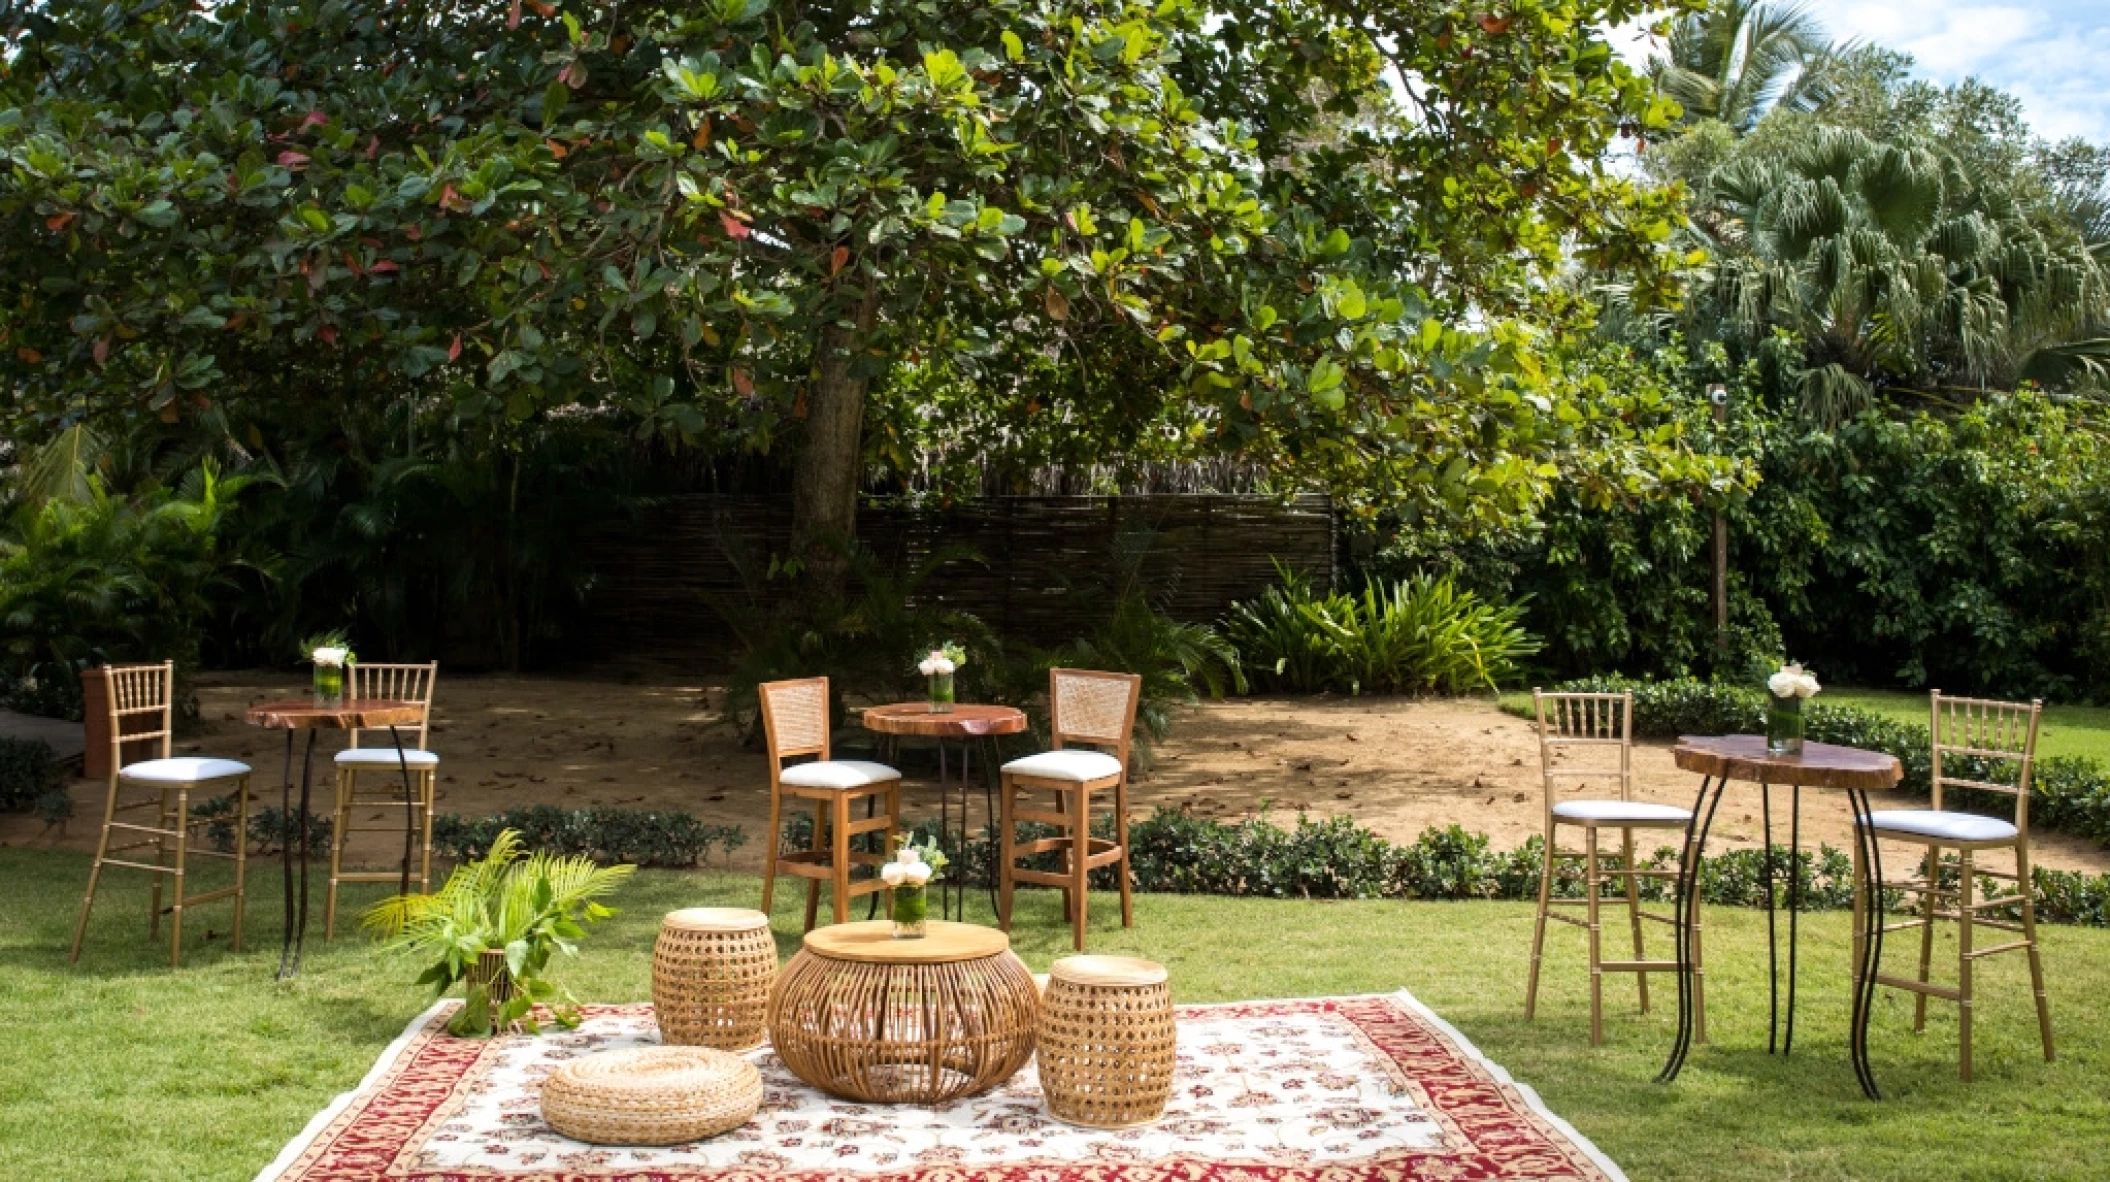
[9, 673, 2107, 878]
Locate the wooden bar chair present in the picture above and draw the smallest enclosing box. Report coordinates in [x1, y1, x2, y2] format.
[758, 677, 901, 931]
[1855, 691, 2053, 1081]
[998, 668, 1142, 951]
[71, 661, 250, 967]
[325, 661, 440, 938]
[1524, 689, 1699, 1045]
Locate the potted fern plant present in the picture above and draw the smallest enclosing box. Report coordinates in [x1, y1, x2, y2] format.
[362, 828, 634, 1036]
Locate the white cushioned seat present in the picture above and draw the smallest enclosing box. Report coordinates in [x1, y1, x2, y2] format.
[1860, 809, 2018, 843]
[1552, 799, 1693, 825]
[119, 756, 250, 783]
[778, 760, 899, 790]
[335, 747, 441, 768]
[1002, 749, 1124, 782]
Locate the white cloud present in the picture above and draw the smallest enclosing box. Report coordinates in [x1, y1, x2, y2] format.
[1614, 2, 2110, 144]
[1824, 1, 2110, 143]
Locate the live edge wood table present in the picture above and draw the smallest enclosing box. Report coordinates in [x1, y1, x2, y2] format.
[862, 704, 1028, 920]
[1660, 735, 1904, 1098]
[767, 920, 1039, 1104]
[244, 698, 426, 980]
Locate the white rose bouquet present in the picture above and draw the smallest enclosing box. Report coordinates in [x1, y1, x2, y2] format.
[301, 631, 357, 705]
[882, 838, 948, 937]
[1764, 661, 1818, 754]
[919, 642, 966, 712]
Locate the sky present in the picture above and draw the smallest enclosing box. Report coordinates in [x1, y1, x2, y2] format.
[1615, 1, 2110, 145]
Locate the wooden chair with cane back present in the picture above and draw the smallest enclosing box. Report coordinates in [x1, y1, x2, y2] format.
[324, 661, 440, 938]
[1524, 689, 1700, 1045]
[998, 668, 1142, 951]
[759, 677, 902, 931]
[71, 661, 251, 967]
[1854, 691, 2053, 1081]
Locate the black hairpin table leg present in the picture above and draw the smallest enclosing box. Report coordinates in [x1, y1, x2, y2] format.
[276, 729, 296, 980]
[1659, 773, 1724, 1084]
[389, 725, 416, 898]
[1848, 785, 1886, 1099]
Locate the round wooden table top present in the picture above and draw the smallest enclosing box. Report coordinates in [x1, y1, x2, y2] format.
[801, 920, 1010, 964]
[1051, 955, 1168, 988]
[861, 702, 1028, 738]
[244, 698, 425, 729]
[1673, 734, 1903, 789]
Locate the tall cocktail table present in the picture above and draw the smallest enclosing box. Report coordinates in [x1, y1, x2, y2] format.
[766, 920, 1038, 1104]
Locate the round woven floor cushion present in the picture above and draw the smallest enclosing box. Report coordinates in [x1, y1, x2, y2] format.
[541, 1047, 762, 1146]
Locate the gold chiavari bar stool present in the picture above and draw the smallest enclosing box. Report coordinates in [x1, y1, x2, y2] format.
[325, 661, 440, 938]
[758, 677, 901, 931]
[998, 668, 1142, 952]
[1855, 690, 2054, 1081]
[71, 661, 251, 967]
[1524, 689, 1699, 1045]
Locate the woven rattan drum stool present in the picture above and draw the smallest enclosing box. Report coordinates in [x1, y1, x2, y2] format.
[653, 908, 777, 1050]
[541, 1047, 762, 1145]
[1037, 955, 1176, 1128]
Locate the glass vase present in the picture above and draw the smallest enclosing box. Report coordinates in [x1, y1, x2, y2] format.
[892, 884, 928, 938]
[1767, 694, 1804, 755]
[927, 671, 954, 715]
[313, 664, 345, 708]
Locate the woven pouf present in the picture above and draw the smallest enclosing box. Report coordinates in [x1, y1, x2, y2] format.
[653, 908, 776, 1050]
[541, 1047, 762, 1146]
[1037, 955, 1176, 1128]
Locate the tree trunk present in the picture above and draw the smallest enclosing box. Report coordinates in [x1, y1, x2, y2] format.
[791, 292, 880, 596]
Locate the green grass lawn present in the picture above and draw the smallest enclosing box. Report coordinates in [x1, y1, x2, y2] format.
[5, 847, 2107, 1181]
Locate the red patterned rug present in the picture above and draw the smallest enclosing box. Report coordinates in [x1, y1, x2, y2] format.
[257, 992, 1622, 1182]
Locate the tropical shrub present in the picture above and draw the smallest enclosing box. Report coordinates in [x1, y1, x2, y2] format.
[1062, 592, 1245, 748]
[363, 829, 634, 1037]
[0, 737, 61, 812]
[0, 462, 257, 719]
[1226, 573, 1539, 695]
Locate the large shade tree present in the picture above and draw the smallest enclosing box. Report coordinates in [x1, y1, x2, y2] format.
[1, 0, 1717, 592]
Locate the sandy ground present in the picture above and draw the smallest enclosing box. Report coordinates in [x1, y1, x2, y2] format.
[9, 672, 2107, 877]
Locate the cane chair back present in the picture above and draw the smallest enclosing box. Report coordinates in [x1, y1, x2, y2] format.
[1929, 691, 2042, 834]
[1049, 669, 1141, 767]
[1532, 690, 1634, 820]
[345, 662, 439, 750]
[760, 678, 831, 763]
[103, 661, 176, 773]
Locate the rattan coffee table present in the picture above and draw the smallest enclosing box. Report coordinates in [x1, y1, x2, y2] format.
[767, 920, 1038, 1104]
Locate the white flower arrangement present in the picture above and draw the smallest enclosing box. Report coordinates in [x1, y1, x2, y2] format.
[916, 641, 967, 678]
[300, 630, 357, 669]
[312, 646, 351, 668]
[1766, 661, 1821, 700]
[880, 838, 948, 887]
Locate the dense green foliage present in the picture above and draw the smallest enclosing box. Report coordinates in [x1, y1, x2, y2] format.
[1465, 389, 2110, 699]
[0, 461, 256, 717]
[1226, 565, 1539, 695]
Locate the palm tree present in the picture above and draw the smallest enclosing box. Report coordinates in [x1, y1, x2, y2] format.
[1691, 127, 2108, 420]
[1652, 1, 1840, 133]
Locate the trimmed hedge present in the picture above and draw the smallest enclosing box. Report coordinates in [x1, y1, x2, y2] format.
[432, 805, 747, 869]
[782, 805, 2110, 928]
[1514, 677, 2110, 846]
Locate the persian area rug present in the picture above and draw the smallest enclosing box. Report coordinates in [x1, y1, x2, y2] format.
[257, 992, 1623, 1182]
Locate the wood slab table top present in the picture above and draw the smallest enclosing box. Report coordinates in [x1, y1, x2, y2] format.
[244, 698, 425, 730]
[861, 702, 1028, 738]
[800, 919, 1011, 964]
[1673, 734, 1903, 789]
